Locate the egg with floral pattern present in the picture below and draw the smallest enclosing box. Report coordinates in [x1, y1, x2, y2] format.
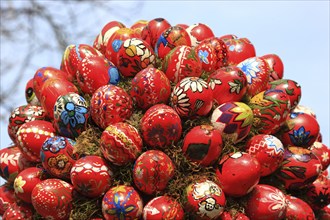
[245, 184, 288, 220]
[141, 17, 171, 48]
[143, 196, 184, 220]
[13, 167, 48, 203]
[186, 23, 215, 47]
[53, 93, 89, 138]
[7, 104, 46, 143]
[31, 178, 73, 220]
[130, 67, 171, 110]
[0, 184, 15, 215]
[117, 38, 156, 77]
[285, 195, 315, 219]
[170, 77, 213, 117]
[90, 84, 133, 129]
[207, 66, 247, 105]
[140, 104, 182, 149]
[25, 78, 40, 105]
[133, 150, 175, 195]
[211, 102, 253, 143]
[222, 37, 256, 66]
[260, 54, 284, 82]
[16, 120, 56, 162]
[100, 122, 142, 166]
[185, 179, 226, 220]
[102, 185, 143, 220]
[292, 105, 317, 118]
[162, 45, 202, 83]
[310, 142, 330, 171]
[3, 202, 34, 220]
[130, 20, 148, 37]
[281, 112, 320, 148]
[305, 175, 330, 210]
[276, 146, 322, 190]
[70, 156, 113, 198]
[237, 56, 270, 97]
[40, 136, 78, 180]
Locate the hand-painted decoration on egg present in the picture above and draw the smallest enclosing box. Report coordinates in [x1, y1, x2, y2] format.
[140, 104, 182, 148]
[53, 93, 89, 138]
[31, 179, 73, 220]
[186, 23, 215, 47]
[25, 78, 40, 105]
[260, 54, 284, 81]
[185, 179, 226, 220]
[310, 142, 330, 171]
[141, 17, 171, 48]
[215, 152, 260, 197]
[16, 120, 56, 162]
[249, 89, 290, 134]
[102, 185, 143, 220]
[70, 156, 113, 198]
[281, 112, 320, 148]
[219, 34, 238, 42]
[13, 167, 47, 203]
[143, 196, 184, 220]
[0, 184, 15, 215]
[211, 102, 253, 143]
[162, 45, 202, 83]
[170, 77, 213, 117]
[285, 195, 315, 220]
[40, 136, 78, 180]
[130, 67, 171, 110]
[133, 150, 175, 195]
[155, 26, 191, 59]
[276, 146, 322, 190]
[237, 56, 270, 97]
[268, 79, 301, 110]
[100, 122, 142, 166]
[222, 37, 256, 66]
[305, 175, 330, 210]
[207, 66, 247, 105]
[292, 105, 316, 118]
[246, 134, 284, 176]
[245, 184, 288, 220]
[90, 84, 133, 129]
[3, 202, 34, 220]
[117, 38, 156, 77]
[8, 104, 46, 143]
[182, 125, 223, 166]
[130, 20, 148, 37]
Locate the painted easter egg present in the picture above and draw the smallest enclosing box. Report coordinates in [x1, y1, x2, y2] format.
[0, 184, 15, 215]
[305, 175, 330, 210]
[2, 202, 33, 220]
[141, 17, 171, 48]
[143, 196, 184, 220]
[222, 37, 256, 66]
[310, 141, 330, 171]
[130, 20, 148, 37]
[260, 54, 284, 81]
[292, 105, 317, 118]
[285, 195, 315, 220]
[25, 78, 40, 105]
[186, 23, 215, 47]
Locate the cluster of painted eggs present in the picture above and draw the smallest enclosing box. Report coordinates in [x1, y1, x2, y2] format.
[1, 17, 329, 220]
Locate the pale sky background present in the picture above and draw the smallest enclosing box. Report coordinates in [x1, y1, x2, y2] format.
[1, 1, 329, 184]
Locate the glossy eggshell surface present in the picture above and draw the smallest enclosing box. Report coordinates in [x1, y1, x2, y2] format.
[285, 195, 315, 220]
[223, 37, 256, 66]
[3, 202, 33, 220]
[261, 54, 284, 81]
[310, 142, 330, 171]
[186, 23, 215, 47]
[141, 18, 171, 49]
[143, 196, 184, 220]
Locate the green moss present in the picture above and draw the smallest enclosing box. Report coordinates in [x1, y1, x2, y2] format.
[74, 125, 102, 157]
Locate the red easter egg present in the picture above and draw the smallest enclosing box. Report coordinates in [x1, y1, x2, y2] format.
[40, 136, 78, 180]
[117, 38, 156, 77]
[170, 77, 213, 117]
[185, 179, 226, 219]
[130, 20, 148, 37]
[305, 175, 330, 210]
[310, 142, 330, 171]
[249, 89, 291, 134]
[219, 34, 238, 42]
[162, 45, 202, 83]
[276, 146, 322, 190]
[8, 104, 46, 143]
[285, 195, 315, 219]
[319, 206, 330, 220]
[143, 196, 184, 220]
[100, 122, 143, 166]
[70, 156, 113, 198]
[0, 184, 15, 215]
[140, 104, 182, 148]
[3, 202, 33, 220]
[155, 26, 191, 59]
[281, 112, 320, 148]
[102, 185, 143, 220]
[268, 79, 301, 110]
[176, 23, 189, 29]
[246, 134, 285, 176]
[237, 56, 271, 97]
[60, 44, 102, 81]
[25, 78, 40, 105]
[182, 125, 223, 166]
[90, 84, 133, 129]
[211, 102, 253, 143]
[133, 150, 175, 195]
[222, 37, 256, 66]
[76, 55, 120, 95]
[186, 23, 215, 47]
[261, 54, 284, 81]
[31, 179, 73, 220]
[141, 17, 171, 48]
[16, 120, 56, 162]
[13, 167, 47, 203]
[105, 27, 137, 66]
[245, 184, 288, 220]
[207, 66, 247, 105]
[195, 37, 227, 72]
[0, 145, 31, 183]
[130, 67, 171, 110]
[215, 152, 261, 197]
[293, 105, 317, 118]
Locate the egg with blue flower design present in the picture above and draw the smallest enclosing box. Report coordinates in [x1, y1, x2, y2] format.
[53, 93, 89, 138]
